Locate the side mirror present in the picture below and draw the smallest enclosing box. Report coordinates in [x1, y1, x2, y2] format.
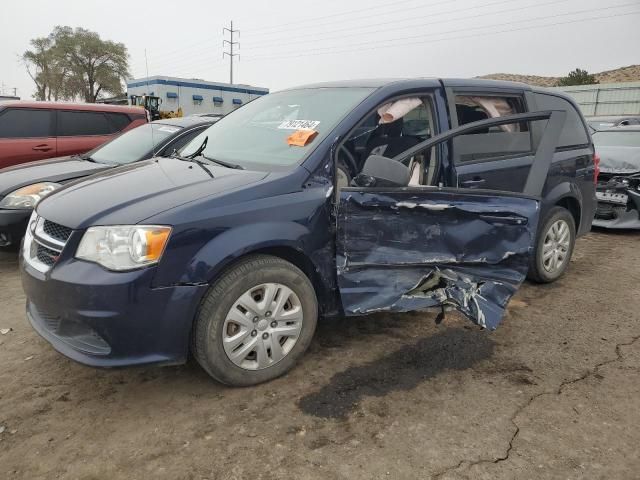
[353, 155, 410, 188]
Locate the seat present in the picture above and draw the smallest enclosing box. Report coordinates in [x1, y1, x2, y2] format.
[456, 105, 489, 133]
[365, 118, 421, 159]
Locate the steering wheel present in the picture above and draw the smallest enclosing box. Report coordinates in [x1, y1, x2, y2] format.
[337, 145, 357, 189]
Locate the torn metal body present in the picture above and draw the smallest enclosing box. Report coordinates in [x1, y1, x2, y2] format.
[594, 173, 640, 229]
[336, 190, 539, 330]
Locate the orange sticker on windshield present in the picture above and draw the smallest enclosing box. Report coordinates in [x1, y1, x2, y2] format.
[287, 129, 318, 147]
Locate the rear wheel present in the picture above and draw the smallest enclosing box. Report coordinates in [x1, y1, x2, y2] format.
[528, 206, 576, 283]
[192, 255, 318, 386]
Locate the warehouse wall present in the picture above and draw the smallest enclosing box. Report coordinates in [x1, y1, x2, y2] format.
[126, 76, 269, 116]
[551, 81, 640, 116]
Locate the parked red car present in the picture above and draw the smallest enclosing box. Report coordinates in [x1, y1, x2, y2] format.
[0, 102, 147, 169]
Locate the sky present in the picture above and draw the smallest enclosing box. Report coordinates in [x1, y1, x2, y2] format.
[1, 0, 639, 98]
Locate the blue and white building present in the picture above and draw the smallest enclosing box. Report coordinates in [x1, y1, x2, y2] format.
[126, 76, 269, 116]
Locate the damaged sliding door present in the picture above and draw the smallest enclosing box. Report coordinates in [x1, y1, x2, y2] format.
[336, 111, 565, 329]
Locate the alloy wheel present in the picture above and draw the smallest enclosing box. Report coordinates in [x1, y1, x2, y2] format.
[542, 219, 571, 274]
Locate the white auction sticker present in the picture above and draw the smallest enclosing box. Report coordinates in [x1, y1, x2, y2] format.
[278, 120, 320, 130]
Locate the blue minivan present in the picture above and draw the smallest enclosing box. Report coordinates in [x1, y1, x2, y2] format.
[21, 79, 597, 385]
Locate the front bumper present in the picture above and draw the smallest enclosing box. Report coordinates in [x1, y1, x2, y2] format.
[0, 208, 31, 247]
[21, 253, 208, 367]
[593, 189, 640, 229]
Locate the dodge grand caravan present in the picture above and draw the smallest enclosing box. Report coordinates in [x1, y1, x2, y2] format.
[21, 79, 597, 386]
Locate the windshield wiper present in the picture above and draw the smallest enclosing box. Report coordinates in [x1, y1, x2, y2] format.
[196, 154, 244, 170]
[187, 136, 208, 159]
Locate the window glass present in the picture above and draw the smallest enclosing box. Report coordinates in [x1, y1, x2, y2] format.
[57, 111, 113, 136]
[0, 109, 52, 138]
[163, 127, 205, 154]
[454, 95, 531, 163]
[533, 93, 589, 147]
[89, 123, 181, 164]
[106, 113, 131, 132]
[593, 131, 640, 148]
[179, 88, 374, 171]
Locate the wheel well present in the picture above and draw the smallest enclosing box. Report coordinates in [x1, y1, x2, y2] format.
[242, 246, 334, 315]
[555, 197, 581, 230]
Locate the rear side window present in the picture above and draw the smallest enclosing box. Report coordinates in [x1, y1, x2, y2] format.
[533, 93, 589, 148]
[106, 113, 132, 132]
[454, 95, 531, 163]
[57, 111, 113, 136]
[0, 109, 53, 138]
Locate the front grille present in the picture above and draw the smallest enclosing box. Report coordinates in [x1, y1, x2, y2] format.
[43, 220, 72, 243]
[23, 214, 72, 273]
[36, 244, 60, 266]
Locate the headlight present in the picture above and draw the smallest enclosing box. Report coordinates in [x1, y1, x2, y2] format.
[0, 182, 61, 209]
[76, 225, 172, 271]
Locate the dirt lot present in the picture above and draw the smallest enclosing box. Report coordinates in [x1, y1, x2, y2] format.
[0, 230, 639, 480]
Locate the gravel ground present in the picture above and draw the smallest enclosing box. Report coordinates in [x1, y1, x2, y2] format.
[0, 230, 638, 480]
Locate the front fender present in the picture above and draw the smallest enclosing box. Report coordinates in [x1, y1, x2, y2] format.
[181, 222, 314, 285]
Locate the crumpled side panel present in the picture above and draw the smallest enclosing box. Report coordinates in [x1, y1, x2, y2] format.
[337, 191, 539, 330]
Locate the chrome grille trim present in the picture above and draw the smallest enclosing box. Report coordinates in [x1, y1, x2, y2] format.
[34, 217, 66, 249]
[23, 213, 70, 273]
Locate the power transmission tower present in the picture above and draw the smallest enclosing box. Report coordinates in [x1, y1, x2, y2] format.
[223, 21, 240, 84]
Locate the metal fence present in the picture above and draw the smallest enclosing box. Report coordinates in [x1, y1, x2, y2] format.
[550, 82, 640, 116]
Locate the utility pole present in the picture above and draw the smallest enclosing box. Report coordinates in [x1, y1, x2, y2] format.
[223, 21, 240, 84]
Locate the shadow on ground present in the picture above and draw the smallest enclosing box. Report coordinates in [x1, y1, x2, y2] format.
[298, 327, 495, 419]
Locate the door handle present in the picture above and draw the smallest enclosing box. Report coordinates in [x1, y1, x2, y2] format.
[461, 177, 486, 187]
[32, 144, 52, 152]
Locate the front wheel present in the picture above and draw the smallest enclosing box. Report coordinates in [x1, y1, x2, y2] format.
[527, 206, 576, 283]
[192, 255, 318, 386]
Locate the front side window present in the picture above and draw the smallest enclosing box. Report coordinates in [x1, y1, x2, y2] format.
[180, 88, 374, 171]
[338, 96, 436, 186]
[106, 113, 132, 132]
[89, 123, 181, 164]
[0, 109, 52, 138]
[57, 111, 113, 136]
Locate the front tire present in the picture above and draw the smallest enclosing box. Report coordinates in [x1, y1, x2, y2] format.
[192, 255, 318, 386]
[528, 206, 576, 283]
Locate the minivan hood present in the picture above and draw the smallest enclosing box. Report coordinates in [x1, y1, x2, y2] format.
[0, 156, 107, 196]
[36, 157, 269, 229]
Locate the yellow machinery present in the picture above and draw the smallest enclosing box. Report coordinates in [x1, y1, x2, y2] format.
[129, 95, 183, 121]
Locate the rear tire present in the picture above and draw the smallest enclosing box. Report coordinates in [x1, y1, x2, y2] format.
[192, 255, 318, 386]
[527, 206, 576, 283]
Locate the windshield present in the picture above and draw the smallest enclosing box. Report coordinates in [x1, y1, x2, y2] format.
[593, 131, 640, 148]
[90, 123, 182, 164]
[180, 87, 374, 170]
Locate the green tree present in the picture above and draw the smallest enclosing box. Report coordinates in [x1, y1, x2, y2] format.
[23, 26, 129, 102]
[22, 32, 70, 101]
[557, 68, 599, 87]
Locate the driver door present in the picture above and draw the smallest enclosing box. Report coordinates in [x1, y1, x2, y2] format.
[335, 111, 565, 329]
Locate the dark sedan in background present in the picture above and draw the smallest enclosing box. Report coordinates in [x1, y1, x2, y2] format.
[593, 126, 640, 229]
[0, 116, 216, 247]
[587, 115, 640, 131]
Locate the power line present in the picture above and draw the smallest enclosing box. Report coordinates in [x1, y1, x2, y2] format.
[244, 0, 569, 50]
[243, 9, 639, 63]
[244, 4, 639, 61]
[245, 0, 429, 33]
[245, 0, 503, 39]
[223, 21, 240, 84]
